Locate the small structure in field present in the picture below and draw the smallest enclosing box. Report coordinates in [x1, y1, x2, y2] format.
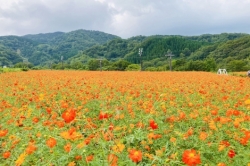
[217, 69, 227, 75]
[247, 70, 250, 77]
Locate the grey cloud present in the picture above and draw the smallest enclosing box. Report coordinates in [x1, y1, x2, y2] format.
[0, 0, 250, 38]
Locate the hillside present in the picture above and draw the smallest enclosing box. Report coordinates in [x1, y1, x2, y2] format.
[0, 44, 23, 66]
[69, 33, 249, 64]
[0, 31, 249, 71]
[23, 32, 65, 44]
[185, 33, 248, 43]
[187, 35, 250, 71]
[0, 29, 119, 66]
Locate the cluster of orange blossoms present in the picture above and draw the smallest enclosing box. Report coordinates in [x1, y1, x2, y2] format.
[0, 71, 249, 165]
[182, 149, 201, 166]
[62, 109, 76, 123]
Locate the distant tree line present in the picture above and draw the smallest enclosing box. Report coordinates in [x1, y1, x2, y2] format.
[0, 30, 249, 72]
[15, 56, 247, 72]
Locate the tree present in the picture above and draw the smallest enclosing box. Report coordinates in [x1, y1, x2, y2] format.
[70, 61, 84, 69]
[111, 60, 131, 71]
[14, 62, 34, 68]
[182, 48, 191, 56]
[145, 67, 157, 71]
[227, 60, 247, 71]
[186, 60, 206, 71]
[88, 59, 99, 71]
[204, 58, 217, 71]
[125, 64, 140, 71]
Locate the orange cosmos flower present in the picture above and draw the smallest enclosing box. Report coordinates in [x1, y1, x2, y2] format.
[217, 163, 226, 166]
[46, 138, 57, 148]
[61, 102, 69, 109]
[199, 132, 208, 141]
[86, 155, 94, 163]
[60, 128, 82, 140]
[46, 107, 52, 114]
[67, 161, 76, 166]
[32, 117, 39, 123]
[129, 149, 142, 163]
[220, 140, 230, 147]
[149, 119, 158, 130]
[210, 110, 218, 116]
[240, 137, 248, 145]
[108, 154, 118, 166]
[170, 137, 177, 143]
[244, 130, 250, 139]
[99, 111, 109, 120]
[182, 149, 201, 166]
[75, 155, 82, 160]
[64, 143, 71, 153]
[0, 129, 8, 137]
[2, 151, 11, 159]
[62, 109, 76, 123]
[56, 121, 65, 128]
[136, 121, 144, 128]
[26, 143, 37, 154]
[228, 149, 236, 158]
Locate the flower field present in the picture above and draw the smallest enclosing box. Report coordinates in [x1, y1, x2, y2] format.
[0, 71, 250, 166]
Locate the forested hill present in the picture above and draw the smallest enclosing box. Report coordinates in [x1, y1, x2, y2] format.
[185, 35, 250, 71]
[0, 44, 23, 66]
[70, 36, 206, 63]
[0, 36, 37, 66]
[0, 30, 249, 70]
[185, 33, 248, 43]
[23, 32, 65, 44]
[68, 33, 249, 64]
[23, 30, 119, 46]
[0, 29, 119, 66]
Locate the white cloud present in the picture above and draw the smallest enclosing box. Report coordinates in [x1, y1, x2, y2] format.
[0, 0, 250, 38]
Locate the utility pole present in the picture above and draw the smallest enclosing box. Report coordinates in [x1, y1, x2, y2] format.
[49, 61, 52, 70]
[165, 49, 174, 71]
[97, 59, 103, 71]
[139, 48, 143, 71]
[61, 56, 64, 69]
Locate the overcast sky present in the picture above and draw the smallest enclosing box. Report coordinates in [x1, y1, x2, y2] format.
[0, 0, 250, 38]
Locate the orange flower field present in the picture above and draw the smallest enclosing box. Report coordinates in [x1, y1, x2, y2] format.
[0, 71, 250, 165]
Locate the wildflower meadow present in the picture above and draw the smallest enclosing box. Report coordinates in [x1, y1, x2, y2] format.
[0, 71, 250, 166]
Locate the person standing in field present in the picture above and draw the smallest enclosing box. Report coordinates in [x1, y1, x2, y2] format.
[247, 70, 250, 77]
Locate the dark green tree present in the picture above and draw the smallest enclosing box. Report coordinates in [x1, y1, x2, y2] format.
[111, 60, 131, 71]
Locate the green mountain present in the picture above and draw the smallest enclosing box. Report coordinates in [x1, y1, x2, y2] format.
[68, 33, 250, 71]
[188, 35, 250, 71]
[185, 33, 248, 43]
[0, 30, 249, 71]
[0, 29, 119, 66]
[69, 33, 249, 63]
[0, 44, 23, 66]
[23, 32, 65, 44]
[0, 36, 36, 66]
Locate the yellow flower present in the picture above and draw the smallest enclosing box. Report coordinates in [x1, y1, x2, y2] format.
[76, 142, 85, 149]
[218, 145, 225, 152]
[245, 99, 250, 105]
[68, 161, 76, 166]
[155, 149, 163, 157]
[170, 137, 176, 143]
[15, 152, 27, 166]
[112, 143, 125, 153]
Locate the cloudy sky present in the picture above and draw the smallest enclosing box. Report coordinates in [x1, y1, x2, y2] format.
[0, 0, 250, 38]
